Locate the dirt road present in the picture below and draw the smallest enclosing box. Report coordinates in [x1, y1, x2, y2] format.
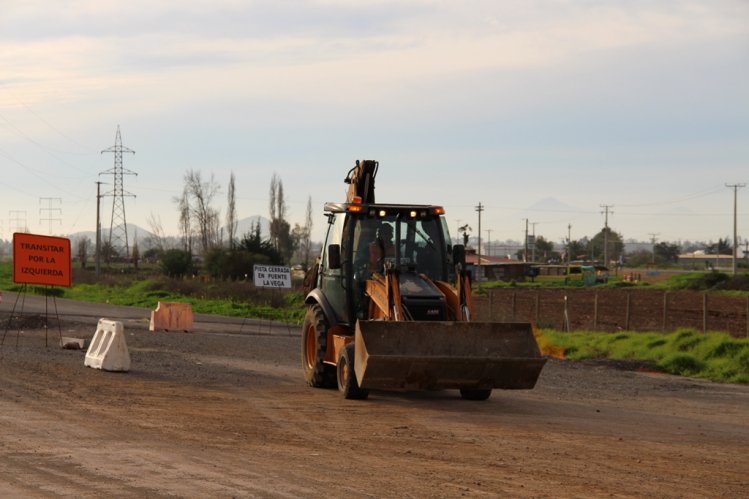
[1, 294, 747, 498]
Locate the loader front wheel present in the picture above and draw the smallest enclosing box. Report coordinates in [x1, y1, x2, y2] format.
[337, 343, 369, 400]
[301, 305, 335, 388]
[460, 388, 492, 401]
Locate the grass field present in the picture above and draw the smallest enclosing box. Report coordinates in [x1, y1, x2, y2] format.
[539, 328, 749, 383]
[0, 263, 306, 324]
[2, 262, 747, 383]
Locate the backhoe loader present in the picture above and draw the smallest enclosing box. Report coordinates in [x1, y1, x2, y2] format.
[302, 160, 546, 399]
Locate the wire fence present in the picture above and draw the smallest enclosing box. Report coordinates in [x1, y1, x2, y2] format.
[473, 288, 749, 338]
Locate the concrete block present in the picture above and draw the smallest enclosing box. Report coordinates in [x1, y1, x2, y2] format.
[60, 337, 89, 350]
[149, 301, 193, 332]
[84, 319, 131, 372]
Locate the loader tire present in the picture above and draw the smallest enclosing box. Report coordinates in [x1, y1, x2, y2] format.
[301, 304, 335, 388]
[337, 343, 369, 400]
[459, 388, 492, 401]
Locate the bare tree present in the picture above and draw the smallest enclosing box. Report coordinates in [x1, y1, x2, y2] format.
[176, 185, 192, 253]
[76, 237, 91, 269]
[226, 171, 237, 249]
[269, 173, 278, 225]
[302, 196, 313, 269]
[146, 212, 168, 251]
[269, 173, 280, 250]
[184, 169, 221, 254]
[268, 173, 293, 261]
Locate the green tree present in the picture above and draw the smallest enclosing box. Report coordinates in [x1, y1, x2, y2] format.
[588, 229, 624, 264]
[654, 242, 681, 264]
[706, 238, 732, 255]
[131, 239, 140, 269]
[239, 221, 283, 265]
[533, 236, 557, 262]
[567, 237, 589, 262]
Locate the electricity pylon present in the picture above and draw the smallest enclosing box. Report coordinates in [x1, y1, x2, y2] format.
[100, 126, 136, 260]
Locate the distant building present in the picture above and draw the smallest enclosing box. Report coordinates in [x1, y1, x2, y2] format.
[678, 252, 734, 269]
[465, 250, 529, 282]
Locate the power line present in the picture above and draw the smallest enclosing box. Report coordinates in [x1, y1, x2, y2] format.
[0, 81, 95, 153]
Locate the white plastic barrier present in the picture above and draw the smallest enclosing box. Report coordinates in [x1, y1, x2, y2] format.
[84, 319, 131, 372]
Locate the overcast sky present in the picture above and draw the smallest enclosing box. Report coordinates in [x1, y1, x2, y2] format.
[1, 0, 747, 249]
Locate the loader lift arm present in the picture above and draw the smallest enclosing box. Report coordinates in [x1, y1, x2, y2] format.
[344, 159, 378, 204]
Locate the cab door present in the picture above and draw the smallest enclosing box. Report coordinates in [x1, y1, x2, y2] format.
[320, 212, 348, 324]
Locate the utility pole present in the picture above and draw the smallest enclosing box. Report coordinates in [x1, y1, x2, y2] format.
[95, 181, 105, 277]
[530, 222, 539, 262]
[522, 218, 529, 262]
[567, 223, 572, 265]
[455, 219, 461, 245]
[475, 202, 484, 280]
[600, 204, 614, 265]
[486, 229, 492, 257]
[100, 125, 136, 260]
[726, 183, 746, 276]
[39, 197, 62, 235]
[648, 232, 660, 265]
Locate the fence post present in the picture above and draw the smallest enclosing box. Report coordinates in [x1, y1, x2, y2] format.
[662, 291, 668, 332]
[564, 295, 570, 332]
[593, 291, 599, 330]
[625, 292, 631, 330]
[535, 292, 540, 324]
[702, 293, 708, 333]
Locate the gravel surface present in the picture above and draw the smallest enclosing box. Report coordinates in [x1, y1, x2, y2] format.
[0, 294, 747, 498]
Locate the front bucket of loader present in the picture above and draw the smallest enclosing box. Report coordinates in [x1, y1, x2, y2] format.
[354, 321, 546, 391]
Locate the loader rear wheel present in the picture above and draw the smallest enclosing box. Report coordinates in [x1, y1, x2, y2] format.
[460, 388, 492, 401]
[301, 305, 335, 388]
[337, 343, 369, 400]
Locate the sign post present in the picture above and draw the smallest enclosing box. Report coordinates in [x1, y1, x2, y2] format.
[243, 265, 292, 336]
[253, 265, 291, 289]
[3, 233, 72, 348]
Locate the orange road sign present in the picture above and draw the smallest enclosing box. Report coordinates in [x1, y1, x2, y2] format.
[13, 233, 72, 288]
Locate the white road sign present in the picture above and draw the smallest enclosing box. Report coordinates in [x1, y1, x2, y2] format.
[253, 264, 292, 289]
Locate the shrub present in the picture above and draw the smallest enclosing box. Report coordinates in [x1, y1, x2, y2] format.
[161, 249, 194, 278]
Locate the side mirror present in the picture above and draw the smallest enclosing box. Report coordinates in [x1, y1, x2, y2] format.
[453, 244, 466, 267]
[328, 244, 341, 270]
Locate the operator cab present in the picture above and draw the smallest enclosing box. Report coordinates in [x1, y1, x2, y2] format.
[318, 202, 456, 324]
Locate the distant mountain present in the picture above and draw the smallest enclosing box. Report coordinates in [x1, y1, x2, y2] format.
[228, 216, 271, 240]
[61, 217, 272, 250]
[517, 197, 589, 216]
[65, 223, 156, 244]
